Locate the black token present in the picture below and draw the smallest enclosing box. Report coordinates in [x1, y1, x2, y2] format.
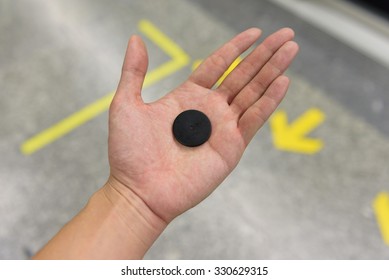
[172, 109, 212, 147]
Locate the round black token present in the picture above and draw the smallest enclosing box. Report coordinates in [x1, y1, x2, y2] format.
[172, 109, 212, 147]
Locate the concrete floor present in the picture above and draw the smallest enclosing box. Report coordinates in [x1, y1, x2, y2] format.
[1, 0, 389, 259]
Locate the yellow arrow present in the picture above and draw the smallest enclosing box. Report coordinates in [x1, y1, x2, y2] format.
[373, 192, 389, 246]
[270, 108, 325, 154]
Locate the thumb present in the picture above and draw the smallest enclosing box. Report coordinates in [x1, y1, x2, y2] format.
[115, 35, 149, 104]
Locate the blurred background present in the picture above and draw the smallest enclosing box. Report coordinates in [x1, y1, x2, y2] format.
[1, 0, 389, 259]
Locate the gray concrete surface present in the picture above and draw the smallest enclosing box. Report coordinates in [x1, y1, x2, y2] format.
[1, 0, 389, 259]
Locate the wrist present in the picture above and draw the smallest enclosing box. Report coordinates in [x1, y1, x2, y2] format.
[33, 176, 167, 260]
[100, 175, 168, 257]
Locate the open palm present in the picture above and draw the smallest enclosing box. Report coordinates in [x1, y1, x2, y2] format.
[108, 28, 298, 223]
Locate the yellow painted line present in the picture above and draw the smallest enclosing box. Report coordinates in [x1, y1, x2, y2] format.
[192, 59, 202, 72]
[373, 192, 389, 246]
[138, 20, 190, 70]
[20, 19, 190, 155]
[216, 56, 242, 86]
[20, 92, 115, 155]
[192, 56, 243, 86]
[270, 108, 326, 154]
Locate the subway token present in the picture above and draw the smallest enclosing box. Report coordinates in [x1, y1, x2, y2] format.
[172, 109, 211, 147]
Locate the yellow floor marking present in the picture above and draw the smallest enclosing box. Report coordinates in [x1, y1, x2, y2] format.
[270, 108, 325, 154]
[192, 56, 242, 86]
[192, 59, 202, 71]
[138, 19, 190, 86]
[21, 92, 115, 156]
[373, 192, 389, 246]
[20, 19, 190, 155]
[216, 56, 242, 85]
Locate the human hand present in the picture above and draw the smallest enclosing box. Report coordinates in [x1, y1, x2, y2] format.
[107, 28, 299, 224]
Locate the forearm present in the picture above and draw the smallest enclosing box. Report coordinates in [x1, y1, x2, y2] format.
[33, 176, 167, 259]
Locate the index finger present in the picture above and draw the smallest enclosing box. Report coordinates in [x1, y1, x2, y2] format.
[188, 28, 262, 89]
